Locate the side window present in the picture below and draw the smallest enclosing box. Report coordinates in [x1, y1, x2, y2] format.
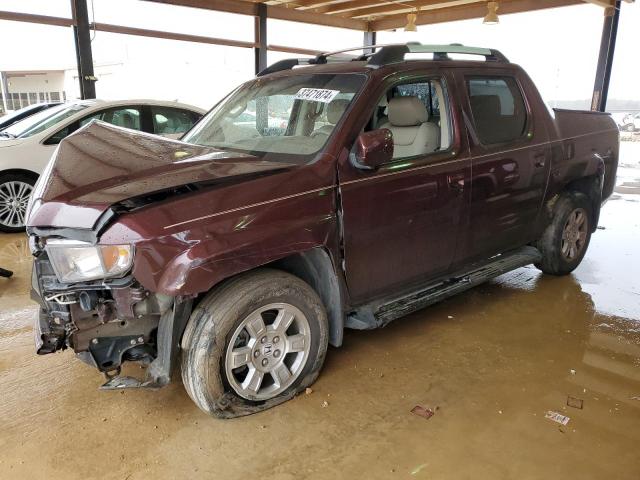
[79, 107, 142, 130]
[466, 76, 528, 145]
[371, 78, 452, 160]
[151, 107, 201, 137]
[45, 107, 143, 145]
[44, 126, 71, 145]
[395, 83, 429, 108]
[78, 111, 107, 128]
[109, 108, 142, 130]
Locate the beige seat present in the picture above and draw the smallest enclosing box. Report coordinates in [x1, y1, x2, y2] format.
[312, 99, 349, 137]
[382, 96, 440, 158]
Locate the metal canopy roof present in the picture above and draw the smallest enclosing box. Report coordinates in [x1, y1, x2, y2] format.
[144, 0, 630, 31]
[0, 0, 631, 111]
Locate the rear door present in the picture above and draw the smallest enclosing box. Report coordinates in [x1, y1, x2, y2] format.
[338, 70, 471, 304]
[452, 68, 551, 265]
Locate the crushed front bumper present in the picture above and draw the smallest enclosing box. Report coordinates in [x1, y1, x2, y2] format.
[31, 250, 193, 388]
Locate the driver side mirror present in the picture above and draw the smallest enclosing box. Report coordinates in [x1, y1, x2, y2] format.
[351, 128, 394, 170]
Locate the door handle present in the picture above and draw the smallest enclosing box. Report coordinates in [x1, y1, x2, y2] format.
[447, 173, 465, 192]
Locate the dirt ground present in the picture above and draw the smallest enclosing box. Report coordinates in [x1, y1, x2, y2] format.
[1, 143, 639, 480]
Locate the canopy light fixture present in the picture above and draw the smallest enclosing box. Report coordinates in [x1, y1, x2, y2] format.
[483, 1, 499, 25]
[405, 11, 418, 31]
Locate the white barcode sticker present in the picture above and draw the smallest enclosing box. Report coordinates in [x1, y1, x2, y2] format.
[295, 88, 340, 104]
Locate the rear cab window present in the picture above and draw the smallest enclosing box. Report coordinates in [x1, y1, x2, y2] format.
[466, 76, 529, 145]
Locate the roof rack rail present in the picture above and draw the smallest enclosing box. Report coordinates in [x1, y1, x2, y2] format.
[257, 43, 508, 77]
[368, 43, 509, 66]
[256, 54, 358, 77]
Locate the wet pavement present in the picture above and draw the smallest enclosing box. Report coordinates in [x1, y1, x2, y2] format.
[1, 143, 639, 480]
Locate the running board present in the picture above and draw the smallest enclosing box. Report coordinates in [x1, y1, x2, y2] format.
[347, 246, 542, 329]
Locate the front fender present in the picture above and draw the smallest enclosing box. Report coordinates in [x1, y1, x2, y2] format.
[127, 189, 338, 297]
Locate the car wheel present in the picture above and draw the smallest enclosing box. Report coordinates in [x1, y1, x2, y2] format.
[181, 268, 329, 418]
[535, 192, 593, 276]
[0, 173, 36, 233]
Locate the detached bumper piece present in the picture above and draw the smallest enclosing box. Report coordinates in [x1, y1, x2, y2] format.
[100, 375, 159, 390]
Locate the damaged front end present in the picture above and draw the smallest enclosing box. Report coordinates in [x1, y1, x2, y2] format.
[25, 122, 297, 390]
[31, 237, 192, 389]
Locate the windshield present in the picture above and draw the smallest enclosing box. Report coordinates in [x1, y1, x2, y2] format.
[182, 73, 365, 158]
[4, 103, 89, 138]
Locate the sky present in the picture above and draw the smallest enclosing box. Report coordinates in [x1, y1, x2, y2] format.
[0, 0, 637, 109]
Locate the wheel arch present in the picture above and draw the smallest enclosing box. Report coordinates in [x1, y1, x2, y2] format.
[179, 247, 347, 348]
[267, 248, 346, 347]
[563, 173, 603, 233]
[0, 168, 39, 181]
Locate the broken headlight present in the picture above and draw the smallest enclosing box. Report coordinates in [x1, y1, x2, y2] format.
[45, 240, 133, 283]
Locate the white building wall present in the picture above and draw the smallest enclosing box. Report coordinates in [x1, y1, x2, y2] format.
[2, 71, 66, 110]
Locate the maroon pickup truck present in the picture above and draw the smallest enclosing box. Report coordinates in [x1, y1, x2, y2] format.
[27, 44, 619, 418]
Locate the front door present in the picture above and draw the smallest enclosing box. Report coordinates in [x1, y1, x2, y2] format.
[452, 70, 551, 265]
[337, 72, 471, 304]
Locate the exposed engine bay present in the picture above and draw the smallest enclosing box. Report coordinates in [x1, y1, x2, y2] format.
[31, 243, 192, 389]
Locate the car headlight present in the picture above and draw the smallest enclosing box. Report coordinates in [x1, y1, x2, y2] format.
[45, 240, 133, 283]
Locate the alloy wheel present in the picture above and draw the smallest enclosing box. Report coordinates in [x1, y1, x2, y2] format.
[561, 207, 588, 261]
[224, 302, 311, 401]
[0, 181, 33, 229]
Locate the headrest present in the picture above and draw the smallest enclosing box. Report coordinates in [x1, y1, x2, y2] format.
[327, 99, 350, 125]
[470, 95, 502, 117]
[388, 96, 428, 127]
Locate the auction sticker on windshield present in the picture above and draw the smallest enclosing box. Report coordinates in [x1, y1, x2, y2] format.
[295, 88, 340, 103]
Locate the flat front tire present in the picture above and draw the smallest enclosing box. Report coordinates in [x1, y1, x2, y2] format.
[181, 269, 329, 418]
[535, 192, 593, 276]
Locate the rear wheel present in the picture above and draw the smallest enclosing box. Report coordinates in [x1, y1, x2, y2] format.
[535, 192, 593, 276]
[181, 269, 329, 418]
[0, 173, 36, 232]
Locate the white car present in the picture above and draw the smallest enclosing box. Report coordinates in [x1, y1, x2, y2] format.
[0, 99, 206, 232]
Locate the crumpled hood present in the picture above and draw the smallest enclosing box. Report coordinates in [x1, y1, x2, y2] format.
[27, 121, 296, 230]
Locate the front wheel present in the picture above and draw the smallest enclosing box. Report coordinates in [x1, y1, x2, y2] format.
[181, 269, 329, 418]
[0, 173, 36, 233]
[535, 192, 593, 276]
